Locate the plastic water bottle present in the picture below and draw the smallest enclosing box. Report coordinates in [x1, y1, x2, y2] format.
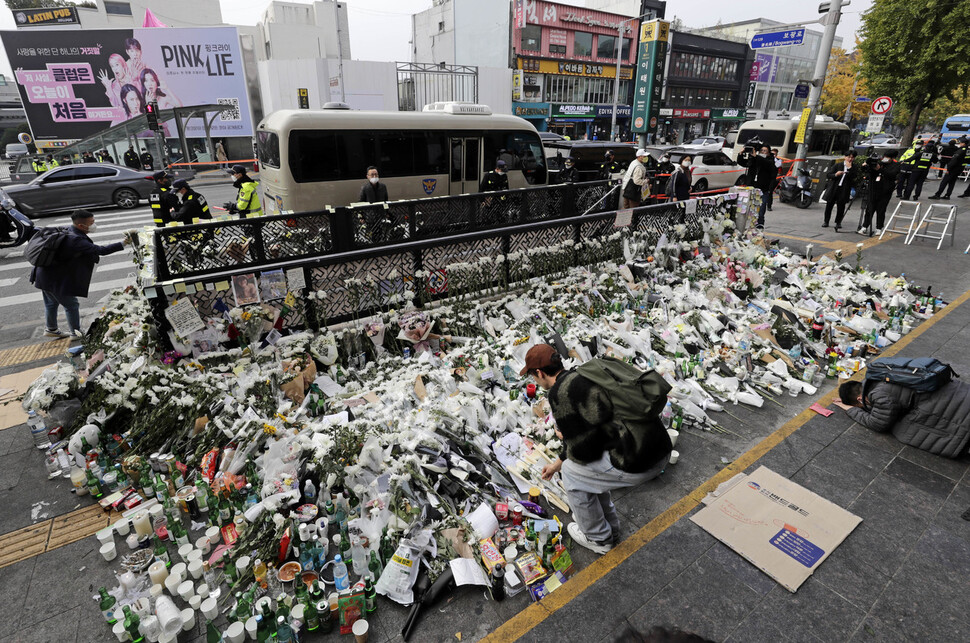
[304, 479, 317, 504]
[27, 411, 50, 449]
[333, 554, 350, 591]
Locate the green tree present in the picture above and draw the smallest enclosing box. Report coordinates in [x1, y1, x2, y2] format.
[858, 0, 970, 146]
[4, 0, 69, 8]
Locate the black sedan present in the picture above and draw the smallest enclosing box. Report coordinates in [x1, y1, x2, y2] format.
[3, 164, 183, 218]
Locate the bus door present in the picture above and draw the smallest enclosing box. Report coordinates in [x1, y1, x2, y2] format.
[450, 137, 480, 194]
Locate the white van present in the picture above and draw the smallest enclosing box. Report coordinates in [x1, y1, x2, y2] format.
[4, 143, 28, 160]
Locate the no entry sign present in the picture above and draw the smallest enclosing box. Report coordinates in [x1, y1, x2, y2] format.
[871, 96, 893, 115]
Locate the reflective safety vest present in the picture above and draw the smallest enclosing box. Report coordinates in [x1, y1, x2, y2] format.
[899, 147, 917, 168]
[915, 152, 935, 171]
[235, 178, 262, 218]
[31, 160, 47, 173]
[150, 186, 178, 226]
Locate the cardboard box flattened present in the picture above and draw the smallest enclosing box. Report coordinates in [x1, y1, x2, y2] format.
[690, 466, 862, 592]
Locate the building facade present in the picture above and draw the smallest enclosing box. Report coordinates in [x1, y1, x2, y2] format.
[659, 30, 754, 143]
[512, 0, 637, 137]
[706, 19, 841, 120]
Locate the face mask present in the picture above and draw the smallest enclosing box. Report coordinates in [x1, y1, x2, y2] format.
[84, 223, 97, 233]
[758, 152, 767, 158]
[881, 157, 890, 163]
[681, 161, 691, 168]
[661, 157, 670, 162]
[496, 170, 505, 175]
[565, 163, 574, 168]
[368, 177, 379, 184]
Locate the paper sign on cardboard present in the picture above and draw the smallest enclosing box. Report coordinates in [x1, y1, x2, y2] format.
[690, 466, 861, 592]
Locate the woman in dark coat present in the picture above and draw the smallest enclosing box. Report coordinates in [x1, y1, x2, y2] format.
[666, 155, 693, 202]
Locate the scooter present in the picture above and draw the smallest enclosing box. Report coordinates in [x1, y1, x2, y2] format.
[777, 168, 814, 209]
[0, 193, 34, 249]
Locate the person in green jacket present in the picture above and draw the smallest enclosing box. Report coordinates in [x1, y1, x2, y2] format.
[227, 164, 261, 218]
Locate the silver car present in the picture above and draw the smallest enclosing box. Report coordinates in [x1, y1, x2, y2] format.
[4, 163, 163, 218]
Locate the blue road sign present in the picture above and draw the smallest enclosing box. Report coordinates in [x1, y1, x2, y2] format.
[750, 28, 806, 49]
[856, 97, 870, 102]
[794, 84, 809, 99]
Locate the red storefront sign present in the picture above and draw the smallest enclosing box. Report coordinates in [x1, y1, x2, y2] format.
[672, 108, 711, 119]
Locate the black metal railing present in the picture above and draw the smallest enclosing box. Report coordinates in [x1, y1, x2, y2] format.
[152, 181, 617, 281]
[145, 195, 734, 345]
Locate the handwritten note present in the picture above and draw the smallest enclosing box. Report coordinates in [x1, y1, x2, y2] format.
[164, 298, 205, 338]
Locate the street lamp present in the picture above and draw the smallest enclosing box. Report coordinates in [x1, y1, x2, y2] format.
[610, 14, 650, 142]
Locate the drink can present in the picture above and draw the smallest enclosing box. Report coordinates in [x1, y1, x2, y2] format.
[511, 504, 524, 526]
[185, 494, 200, 519]
[47, 426, 64, 442]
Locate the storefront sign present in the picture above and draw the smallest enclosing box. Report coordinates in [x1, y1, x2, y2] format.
[794, 107, 812, 144]
[659, 108, 673, 117]
[512, 70, 523, 101]
[754, 53, 778, 83]
[671, 108, 711, 119]
[522, 0, 634, 34]
[560, 11, 634, 33]
[552, 103, 596, 117]
[297, 88, 309, 109]
[631, 19, 669, 134]
[519, 57, 632, 79]
[711, 108, 744, 120]
[513, 102, 549, 118]
[12, 6, 79, 27]
[548, 29, 568, 47]
[595, 104, 631, 117]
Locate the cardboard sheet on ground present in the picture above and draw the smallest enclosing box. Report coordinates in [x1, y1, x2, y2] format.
[0, 365, 50, 430]
[690, 466, 861, 593]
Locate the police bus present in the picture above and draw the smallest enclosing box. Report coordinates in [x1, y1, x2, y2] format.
[731, 116, 851, 163]
[254, 102, 547, 214]
[941, 114, 970, 144]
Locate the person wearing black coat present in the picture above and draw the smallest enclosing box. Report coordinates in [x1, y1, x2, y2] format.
[929, 138, 967, 200]
[358, 166, 389, 203]
[860, 150, 899, 235]
[558, 157, 580, 183]
[836, 377, 970, 458]
[665, 156, 693, 202]
[821, 151, 857, 230]
[737, 144, 776, 228]
[123, 144, 140, 170]
[29, 209, 128, 337]
[171, 179, 211, 223]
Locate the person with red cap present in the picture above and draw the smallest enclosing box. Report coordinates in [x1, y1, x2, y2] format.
[521, 343, 670, 555]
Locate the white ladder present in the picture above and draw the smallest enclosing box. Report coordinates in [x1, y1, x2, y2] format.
[907, 204, 957, 249]
[879, 201, 921, 241]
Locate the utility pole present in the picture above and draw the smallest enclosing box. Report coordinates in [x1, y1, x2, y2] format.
[333, 0, 346, 103]
[843, 76, 857, 124]
[610, 20, 625, 141]
[793, 0, 843, 173]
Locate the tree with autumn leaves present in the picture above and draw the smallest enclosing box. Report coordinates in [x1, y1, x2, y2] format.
[819, 46, 870, 123]
[856, 0, 970, 145]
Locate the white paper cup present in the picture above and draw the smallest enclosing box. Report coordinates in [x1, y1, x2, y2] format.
[97, 527, 115, 545]
[668, 450, 680, 465]
[187, 559, 203, 580]
[112, 621, 129, 642]
[245, 616, 258, 641]
[187, 549, 203, 564]
[352, 618, 369, 643]
[180, 608, 195, 632]
[195, 536, 211, 555]
[100, 541, 117, 561]
[170, 562, 187, 583]
[150, 584, 164, 599]
[205, 526, 221, 546]
[201, 597, 218, 620]
[177, 544, 194, 562]
[177, 580, 194, 601]
[226, 621, 245, 643]
[667, 428, 679, 447]
[133, 597, 151, 618]
[114, 519, 131, 536]
[164, 574, 182, 596]
[290, 604, 304, 628]
[197, 583, 209, 599]
[158, 631, 177, 643]
[188, 594, 202, 610]
[235, 556, 251, 578]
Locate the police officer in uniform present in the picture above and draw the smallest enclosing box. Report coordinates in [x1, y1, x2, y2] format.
[599, 150, 623, 179]
[904, 141, 937, 200]
[929, 137, 967, 200]
[479, 159, 510, 192]
[140, 148, 154, 171]
[896, 141, 920, 198]
[226, 164, 262, 218]
[558, 157, 580, 183]
[171, 179, 211, 223]
[45, 154, 59, 170]
[149, 170, 179, 227]
[31, 156, 48, 175]
[123, 144, 140, 170]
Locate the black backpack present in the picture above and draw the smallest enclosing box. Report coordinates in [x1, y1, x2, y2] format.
[866, 357, 956, 393]
[25, 226, 71, 267]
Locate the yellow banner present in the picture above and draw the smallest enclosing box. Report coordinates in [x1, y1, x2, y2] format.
[794, 108, 812, 144]
[518, 58, 633, 80]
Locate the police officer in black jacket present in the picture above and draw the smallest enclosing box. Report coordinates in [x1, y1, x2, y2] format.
[149, 171, 180, 227]
[930, 138, 967, 200]
[171, 179, 211, 224]
[599, 151, 623, 179]
[480, 160, 510, 192]
[559, 157, 580, 183]
[123, 144, 140, 170]
[905, 142, 938, 200]
[860, 150, 899, 235]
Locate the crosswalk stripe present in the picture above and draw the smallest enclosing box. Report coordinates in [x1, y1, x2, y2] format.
[0, 254, 136, 274]
[0, 276, 134, 307]
[0, 277, 17, 287]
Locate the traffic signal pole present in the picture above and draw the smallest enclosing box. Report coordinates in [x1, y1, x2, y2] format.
[792, 0, 844, 173]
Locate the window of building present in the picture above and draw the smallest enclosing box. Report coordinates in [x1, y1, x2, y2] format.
[574, 32, 593, 57]
[544, 75, 627, 104]
[621, 38, 632, 61]
[520, 25, 541, 52]
[666, 86, 735, 108]
[669, 52, 739, 82]
[597, 35, 617, 59]
[104, 1, 132, 16]
[549, 44, 566, 55]
[438, 21, 445, 32]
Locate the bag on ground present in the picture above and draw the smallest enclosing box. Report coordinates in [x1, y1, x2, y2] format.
[865, 356, 956, 393]
[25, 226, 71, 267]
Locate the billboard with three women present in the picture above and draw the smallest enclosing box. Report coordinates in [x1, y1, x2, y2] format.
[0, 26, 252, 147]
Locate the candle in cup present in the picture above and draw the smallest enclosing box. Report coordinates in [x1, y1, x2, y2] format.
[526, 383, 536, 398]
[132, 511, 152, 538]
[149, 561, 169, 586]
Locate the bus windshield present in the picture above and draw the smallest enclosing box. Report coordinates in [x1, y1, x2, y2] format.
[736, 128, 787, 148]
